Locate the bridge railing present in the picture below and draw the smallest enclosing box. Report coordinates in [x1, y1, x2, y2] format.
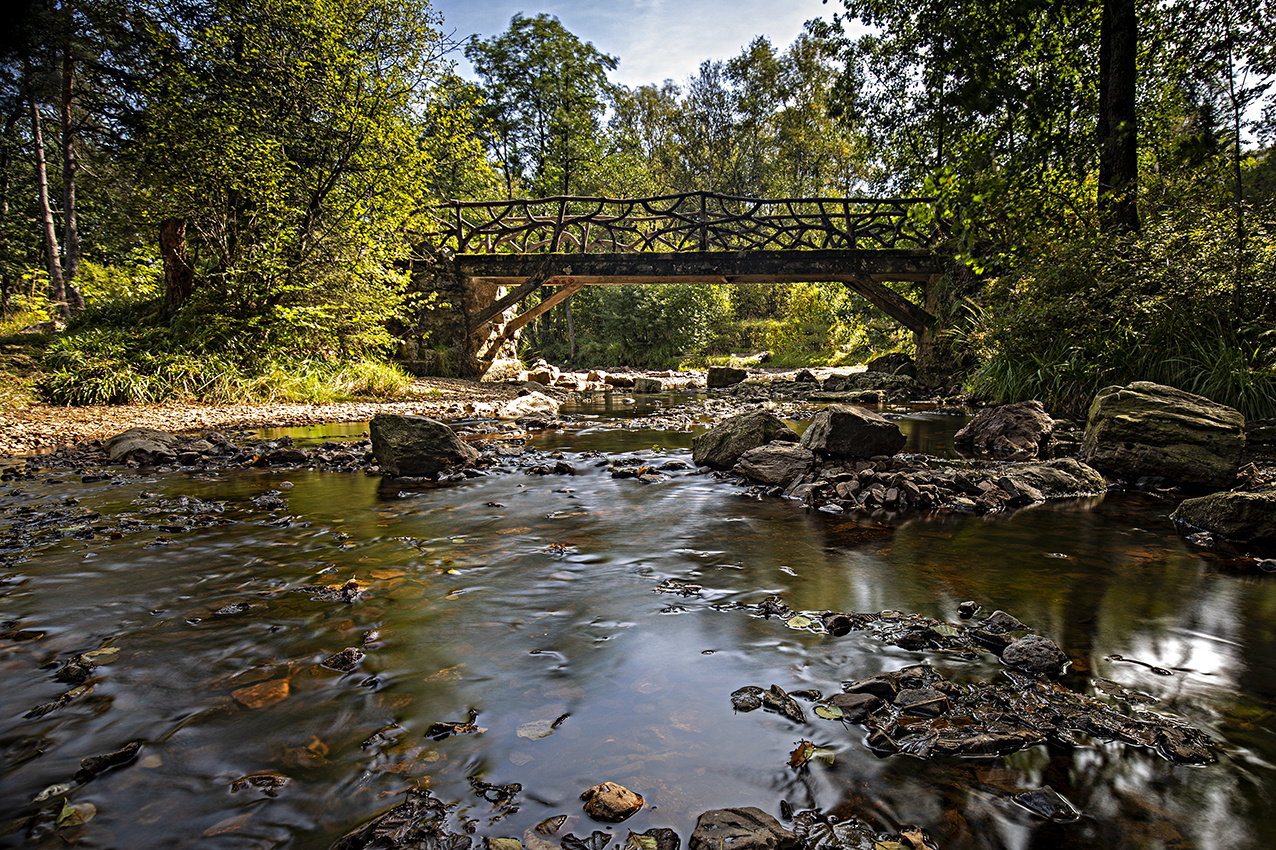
[435, 192, 938, 254]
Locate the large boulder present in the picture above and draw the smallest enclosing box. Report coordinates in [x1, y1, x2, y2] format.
[733, 443, 816, 487]
[689, 808, 800, 850]
[707, 365, 747, 388]
[369, 414, 478, 477]
[1170, 488, 1276, 542]
[1081, 381, 1244, 489]
[496, 391, 560, 420]
[954, 400, 1054, 458]
[633, 376, 664, 393]
[105, 428, 180, 465]
[800, 404, 906, 458]
[866, 352, 916, 377]
[692, 410, 788, 469]
[1245, 419, 1276, 459]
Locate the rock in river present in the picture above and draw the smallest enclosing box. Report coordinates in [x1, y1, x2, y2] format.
[1081, 381, 1244, 490]
[1001, 634, 1070, 675]
[799, 404, 906, 459]
[692, 410, 788, 470]
[689, 808, 800, 850]
[954, 400, 1054, 458]
[105, 428, 179, 465]
[369, 414, 478, 477]
[707, 365, 747, 388]
[580, 781, 643, 822]
[1170, 488, 1276, 543]
[733, 443, 816, 488]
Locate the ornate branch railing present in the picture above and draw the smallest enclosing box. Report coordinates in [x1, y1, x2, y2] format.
[435, 192, 938, 255]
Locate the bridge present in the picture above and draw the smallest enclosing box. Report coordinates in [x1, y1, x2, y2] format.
[414, 192, 949, 376]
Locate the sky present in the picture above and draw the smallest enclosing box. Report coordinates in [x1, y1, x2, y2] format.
[429, 0, 841, 89]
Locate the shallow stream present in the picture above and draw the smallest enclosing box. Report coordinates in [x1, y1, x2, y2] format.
[2, 397, 1275, 849]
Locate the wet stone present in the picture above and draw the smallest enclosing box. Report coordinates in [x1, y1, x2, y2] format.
[731, 686, 764, 712]
[321, 647, 365, 672]
[1012, 787, 1081, 822]
[895, 687, 951, 716]
[827, 692, 882, 721]
[689, 807, 800, 850]
[980, 610, 1029, 634]
[580, 781, 644, 822]
[841, 672, 900, 700]
[1001, 634, 1070, 675]
[958, 600, 979, 619]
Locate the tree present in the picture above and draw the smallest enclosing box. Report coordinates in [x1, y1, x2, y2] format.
[466, 14, 617, 197]
[133, 0, 452, 356]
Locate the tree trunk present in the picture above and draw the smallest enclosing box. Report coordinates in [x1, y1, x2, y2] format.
[161, 217, 195, 318]
[30, 96, 69, 320]
[565, 292, 576, 360]
[0, 105, 20, 315]
[60, 0, 84, 311]
[1097, 0, 1140, 233]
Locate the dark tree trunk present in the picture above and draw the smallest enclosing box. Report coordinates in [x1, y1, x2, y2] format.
[1098, 0, 1140, 233]
[0, 105, 19, 315]
[30, 96, 69, 320]
[60, 0, 84, 312]
[161, 217, 195, 318]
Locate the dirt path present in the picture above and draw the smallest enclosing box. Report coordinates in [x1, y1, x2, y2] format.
[0, 378, 525, 457]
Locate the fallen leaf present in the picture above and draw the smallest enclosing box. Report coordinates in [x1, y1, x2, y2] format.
[789, 739, 814, 769]
[785, 615, 813, 629]
[232, 679, 289, 709]
[485, 837, 523, 850]
[516, 720, 555, 740]
[813, 704, 845, 720]
[57, 801, 96, 827]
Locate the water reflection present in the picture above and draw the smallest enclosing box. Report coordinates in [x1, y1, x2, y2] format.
[1, 410, 1274, 849]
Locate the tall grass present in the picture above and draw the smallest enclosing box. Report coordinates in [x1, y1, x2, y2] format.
[41, 328, 414, 406]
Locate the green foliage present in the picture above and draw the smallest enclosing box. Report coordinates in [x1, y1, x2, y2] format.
[466, 14, 617, 196]
[41, 324, 414, 406]
[960, 205, 1276, 417]
[527, 284, 730, 367]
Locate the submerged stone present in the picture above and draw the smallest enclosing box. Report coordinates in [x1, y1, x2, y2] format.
[689, 807, 800, 850]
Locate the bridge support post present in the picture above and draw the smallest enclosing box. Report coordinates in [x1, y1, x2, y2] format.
[398, 252, 525, 380]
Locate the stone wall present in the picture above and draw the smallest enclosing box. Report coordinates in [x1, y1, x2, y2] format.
[396, 251, 522, 380]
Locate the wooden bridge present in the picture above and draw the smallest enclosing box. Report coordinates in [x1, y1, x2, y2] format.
[426, 192, 948, 370]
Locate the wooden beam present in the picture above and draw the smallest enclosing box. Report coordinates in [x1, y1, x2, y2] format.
[467, 256, 556, 332]
[837, 276, 934, 333]
[504, 280, 585, 336]
[477, 281, 586, 363]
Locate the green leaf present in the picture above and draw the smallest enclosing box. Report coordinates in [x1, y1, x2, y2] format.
[784, 615, 813, 630]
[813, 704, 844, 720]
[57, 801, 97, 827]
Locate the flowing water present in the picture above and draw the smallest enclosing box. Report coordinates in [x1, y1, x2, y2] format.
[2, 397, 1275, 849]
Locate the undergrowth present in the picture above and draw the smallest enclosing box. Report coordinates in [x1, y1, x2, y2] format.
[40, 328, 414, 406]
[954, 206, 1276, 419]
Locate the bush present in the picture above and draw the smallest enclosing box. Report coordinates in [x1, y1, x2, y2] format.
[962, 205, 1276, 418]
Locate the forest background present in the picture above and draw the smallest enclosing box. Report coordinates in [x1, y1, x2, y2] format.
[2, 0, 1274, 418]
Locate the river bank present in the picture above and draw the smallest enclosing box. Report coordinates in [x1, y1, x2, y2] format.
[0, 377, 527, 458]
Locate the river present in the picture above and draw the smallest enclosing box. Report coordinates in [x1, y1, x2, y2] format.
[1, 395, 1273, 849]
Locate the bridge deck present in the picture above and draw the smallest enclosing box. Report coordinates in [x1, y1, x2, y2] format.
[457, 249, 942, 335]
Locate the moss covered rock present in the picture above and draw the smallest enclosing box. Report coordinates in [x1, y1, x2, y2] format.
[1081, 381, 1244, 490]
